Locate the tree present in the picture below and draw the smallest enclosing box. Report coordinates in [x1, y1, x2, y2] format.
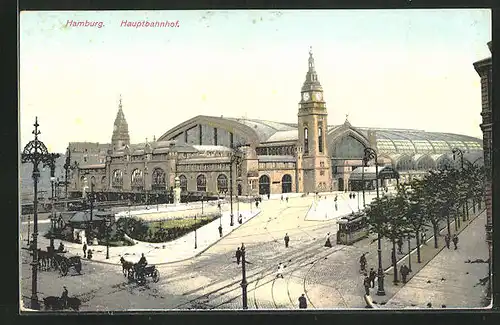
[420, 171, 448, 249]
[400, 180, 427, 263]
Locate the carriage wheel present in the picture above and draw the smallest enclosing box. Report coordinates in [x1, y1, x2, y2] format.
[152, 269, 160, 283]
[60, 261, 68, 276]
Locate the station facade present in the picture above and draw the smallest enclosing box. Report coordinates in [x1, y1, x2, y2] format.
[68, 49, 484, 200]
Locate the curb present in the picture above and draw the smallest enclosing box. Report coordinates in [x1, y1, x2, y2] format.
[77, 210, 262, 267]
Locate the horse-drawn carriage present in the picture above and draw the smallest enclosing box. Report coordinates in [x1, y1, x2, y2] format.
[52, 253, 82, 276]
[35, 248, 82, 276]
[120, 257, 160, 284]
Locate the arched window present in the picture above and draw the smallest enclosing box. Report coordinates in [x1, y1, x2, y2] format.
[304, 128, 309, 154]
[90, 176, 96, 186]
[318, 126, 323, 153]
[217, 174, 228, 193]
[197, 174, 207, 192]
[179, 175, 188, 192]
[282, 174, 292, 193]
[152, 168, 166, 190]
[131, 169, 144, 189]
[112, 170, 123, 188]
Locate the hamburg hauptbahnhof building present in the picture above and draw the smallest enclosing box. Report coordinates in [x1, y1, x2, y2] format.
[67, 49, 484, 201]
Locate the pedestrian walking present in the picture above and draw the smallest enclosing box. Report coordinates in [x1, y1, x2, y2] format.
[238, 214, 243, 224]
[391, 248, 397, 267]
[444, 234, 451, 249]
[235, 247, 242, 265]
[335, 202, 338, 211]
[83, 243, 87, 258]
[349, 193, 352, 199]
[324, 232, 332, 248]
[363, 275, 371, 295]
[353, 193, 356, 199]
[298, 294, 307, 309]
[276, 263, 284, 278]
[286, 196, 288, 203]
[400, 264, 409, 283]
[452, 234, 459, 250]
[281, 195, 283, 201]
[397, 238, 404, 254]
[369, 268, 377, 288]
[284, 233, 290, 248]
[421, 231, 427, 245]
[218, 225, 223, 237]
[359, 253, 367, 272]
[267, 193, 270, 200]
[87, 249, 93, 259]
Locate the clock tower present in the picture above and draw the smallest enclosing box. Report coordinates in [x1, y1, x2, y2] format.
[111, 95, 131, 152]
[297, 47, 331, 193]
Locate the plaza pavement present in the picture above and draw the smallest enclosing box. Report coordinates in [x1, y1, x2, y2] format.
[20, 192, 486, 311]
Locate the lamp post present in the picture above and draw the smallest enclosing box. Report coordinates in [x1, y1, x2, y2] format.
[194, 214, 198, 249]
[240, 243, 248, 309]
[87, 181, 95, 244]
[229, 148, 243, 227]
[201, 195, 204, 215]
[63, 147, 71, 199]
[105, 216, 111, 259]
[27, 215, 31, 246]
[407, 235, 412, 272]
[156, 193, 159, 211]
[144, 165, 149, 208]
[21, 117, 60, 310]
[364, 147, 385, 296]
[50, 175, 56, 250]
[218, 192, 222, 227]
[452, 148, 468, 221]
[237, 177, 242, 219]
[361, 160, 367, 208]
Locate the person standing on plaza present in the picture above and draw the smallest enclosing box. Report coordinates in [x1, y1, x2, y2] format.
[235, 247, 242, 265]
[276, 262, 284, 278]
[444, 233, 451, 249]
[359, 253, 367, 272]
[421, 231, 427, 245]
[286, 196, 288, 203]
[400, 264, 409, 283]
[452, 234, 459, 250]
[267, 193, 270, 200]
[218, 225, 223, 237]
[369, 268, 377, 288]
[298, 294, 307, 309]
[391, 248, 397, 267]
[60, 286, 69, 309]
[284, 233, 290, 248]
[82, 242, 87, 258]
[397, 238, 404, 254]
[324, 232, 332, 248]
[238, 214, 243, 224]
[363, 274, 371, 295]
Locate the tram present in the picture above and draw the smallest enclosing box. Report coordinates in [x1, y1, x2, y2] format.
[336, 212, 369, 245]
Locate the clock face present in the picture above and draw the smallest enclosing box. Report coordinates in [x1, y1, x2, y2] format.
[315, 92, 323, 101]
[302, 92, 310, 101]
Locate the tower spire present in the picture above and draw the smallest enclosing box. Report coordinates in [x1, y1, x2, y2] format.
[112, 94, 130, 151]
[302, 46, 322, 92]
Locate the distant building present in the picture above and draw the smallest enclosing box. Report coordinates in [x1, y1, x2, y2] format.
[69, 49, 484, 200]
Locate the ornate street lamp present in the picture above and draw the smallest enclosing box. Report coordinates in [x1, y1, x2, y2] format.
[105, 216, 112, 259]
[21, 117, 60, 310]
[237, 176, 242, 220]
[240, 243, 248, 309]
[194, 214, 198, 249]
[229, 148, 243, 226]
[49, 175, 57, 250]
[364, 147, 385, 296]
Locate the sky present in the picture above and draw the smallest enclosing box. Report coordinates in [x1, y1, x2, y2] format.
[20, 9, 491, 153]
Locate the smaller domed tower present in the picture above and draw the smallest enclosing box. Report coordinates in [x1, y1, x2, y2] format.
[111, 95, 130, 152]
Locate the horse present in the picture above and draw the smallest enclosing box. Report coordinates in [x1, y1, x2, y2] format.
[37, 249, 52, 271]
[120, 257, 134, 277]
[43, 296, 81, 311]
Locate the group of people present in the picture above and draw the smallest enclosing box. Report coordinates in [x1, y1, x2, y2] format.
[444, 233, 459, 250]
[82, 243, 93, 259]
